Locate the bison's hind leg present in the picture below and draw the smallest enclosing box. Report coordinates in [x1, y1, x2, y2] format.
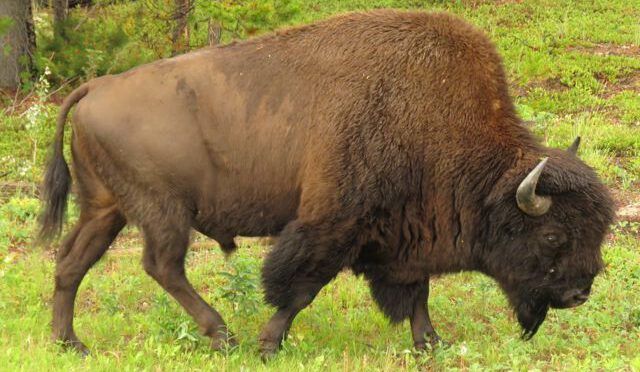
[140, 210, 236, 351]
[52, 205, 126, 355]
[51, 135, 129, 355]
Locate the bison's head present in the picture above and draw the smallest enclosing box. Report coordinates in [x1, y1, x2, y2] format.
[482, 139, 615, 340]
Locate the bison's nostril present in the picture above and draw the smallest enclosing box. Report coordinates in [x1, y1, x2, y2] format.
[573, 293, 589, 304]
[572, 288, 590, 304]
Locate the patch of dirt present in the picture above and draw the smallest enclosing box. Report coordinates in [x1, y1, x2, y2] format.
[567, 43, 640, 57]
[611, 188, 640, 209]
[509, 82, 528, 98]
[612, 196, 640, 240]
[459, 0, 523, 7]
[598, 70, 640, 98]
[510, 78, 569, 99]
[618, 203, 640, 223]
[0, 182, 38, 200]
[531, 77, 570, 92]
[611, 189, 640, 226]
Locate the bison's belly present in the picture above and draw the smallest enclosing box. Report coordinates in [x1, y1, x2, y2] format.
[194, 183, 301, 238]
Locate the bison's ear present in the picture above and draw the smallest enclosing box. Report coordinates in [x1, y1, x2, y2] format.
[567, 136, 581, 155]
[535, 152, 595, 194]
[484, 151, 604, 210]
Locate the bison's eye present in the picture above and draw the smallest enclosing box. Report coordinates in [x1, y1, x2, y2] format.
[541, 232, 565, 248]
[545, 266, 560, 280]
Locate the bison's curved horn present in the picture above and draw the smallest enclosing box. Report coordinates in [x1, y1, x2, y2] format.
[516, 158, 552, 216]
[567, 136, 581, 155]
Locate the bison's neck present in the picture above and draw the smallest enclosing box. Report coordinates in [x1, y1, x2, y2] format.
[421, 136, 538, 275]
[353, 121, 539, 277]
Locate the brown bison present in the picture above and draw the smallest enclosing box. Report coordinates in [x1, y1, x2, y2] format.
[40, 10, 614, 358]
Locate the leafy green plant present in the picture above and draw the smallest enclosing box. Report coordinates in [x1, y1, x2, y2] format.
[35, 5, 155, 84]
[23, 67, 55, 172]
[0, 197, 40, 255]
[31, 0, 300, 84]
[192, 0, 300, 42]
[215, 254, 261, 317]
[1, 197, 40, 223]
[151, 292, 201, 346]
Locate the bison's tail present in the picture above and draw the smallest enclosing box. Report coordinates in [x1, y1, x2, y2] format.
[38, 84, 90, 243]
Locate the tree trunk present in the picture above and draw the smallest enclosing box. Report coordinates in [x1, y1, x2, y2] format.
[53, 0, 68, 24]
[53, 0, 68, 37]
[0, 0, 36, 90]
[207, 0, 221, 46]
[68, 0, 92, 7]
[208, 18, 221, 46]
[171, 0, 191, 55]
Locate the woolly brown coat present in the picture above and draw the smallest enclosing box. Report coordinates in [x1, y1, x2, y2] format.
[40, 10, 614, 356]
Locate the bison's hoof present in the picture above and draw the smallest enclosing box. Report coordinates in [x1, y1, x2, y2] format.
[432, 337, 451, 349]
[414, 335, 449, 352]
[58, 339, 90, 357]
[211, 332, 238, 352]
[259, 340, 280, 361]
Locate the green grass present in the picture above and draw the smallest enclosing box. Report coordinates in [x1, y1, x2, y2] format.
[0, 232, 638, 370]
[1, 0, 639, 370]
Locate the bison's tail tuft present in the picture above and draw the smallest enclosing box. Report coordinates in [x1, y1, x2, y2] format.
[38, 84, 90, 243]
[38, 147, 71, 242]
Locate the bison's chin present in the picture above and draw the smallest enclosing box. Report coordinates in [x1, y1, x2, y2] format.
[516, 298, 549, 340]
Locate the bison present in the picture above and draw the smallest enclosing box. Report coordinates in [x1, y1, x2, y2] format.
[40, 10, 615, 358]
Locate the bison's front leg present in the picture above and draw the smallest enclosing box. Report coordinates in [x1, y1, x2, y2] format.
[366, 275, 444, 350]
[259, 219, 356, 359]
[410, 277, 444, 350]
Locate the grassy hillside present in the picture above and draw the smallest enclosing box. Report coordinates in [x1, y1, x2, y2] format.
[1, 0, 638, 370]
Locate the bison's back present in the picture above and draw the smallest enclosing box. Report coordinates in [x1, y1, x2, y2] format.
[69, 9, 529, 238]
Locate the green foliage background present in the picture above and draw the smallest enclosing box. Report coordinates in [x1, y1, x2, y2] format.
[32, 0, 301, 84]
[0, 0, 639, 370]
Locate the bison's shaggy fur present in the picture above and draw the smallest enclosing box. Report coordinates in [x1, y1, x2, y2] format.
[40, 10, 614, 357]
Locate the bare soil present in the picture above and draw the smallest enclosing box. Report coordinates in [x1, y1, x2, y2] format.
[567, 43, 640, 57]
[599, 70, 640, 98]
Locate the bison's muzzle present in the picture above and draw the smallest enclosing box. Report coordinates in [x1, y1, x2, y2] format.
[551, 285, 591, 309]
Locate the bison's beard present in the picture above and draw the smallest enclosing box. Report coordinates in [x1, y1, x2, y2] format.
[515, 295, 550, 340]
